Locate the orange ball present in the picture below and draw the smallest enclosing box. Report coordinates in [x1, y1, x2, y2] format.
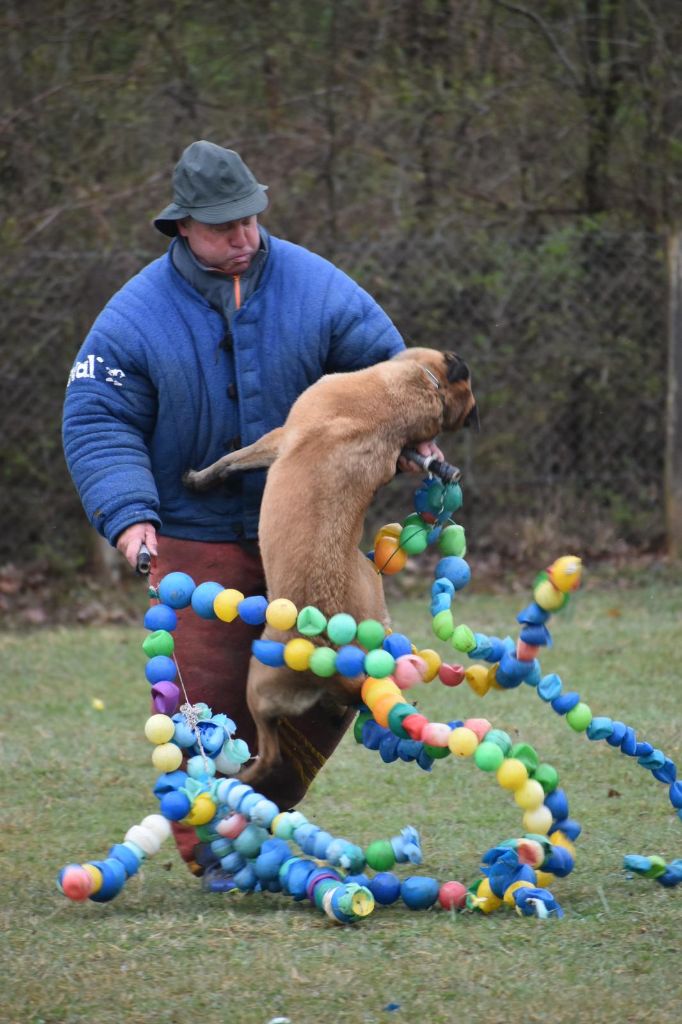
[361, 676, 400, 708]
[372, 692, 401, 728]
[374, 536, 408, 575]
[373, 522, 402, 548]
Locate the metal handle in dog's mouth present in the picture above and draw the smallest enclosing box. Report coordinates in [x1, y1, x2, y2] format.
[401, 447, 462, 483]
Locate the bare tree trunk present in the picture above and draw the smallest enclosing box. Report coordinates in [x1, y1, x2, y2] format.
[666, 230, 682, 558]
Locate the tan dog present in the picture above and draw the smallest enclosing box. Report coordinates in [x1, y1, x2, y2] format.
[184, 347, 476, 791]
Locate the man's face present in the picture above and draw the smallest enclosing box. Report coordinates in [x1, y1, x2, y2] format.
[178, 216, 260, 274]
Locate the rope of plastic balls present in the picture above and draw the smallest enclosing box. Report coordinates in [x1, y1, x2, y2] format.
[58, 476, 681, 915]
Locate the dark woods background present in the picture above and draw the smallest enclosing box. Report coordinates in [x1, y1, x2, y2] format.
[2, 0, 681, 591]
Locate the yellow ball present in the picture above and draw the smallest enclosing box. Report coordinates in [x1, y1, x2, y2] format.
[82, 863, 103, 894]
[266, 598, 298, 631]
[417, 648, 441, 682]
[284, 638, 315, 671]
[91, 698, 105, 711]
[474, 877, 503, 914]
[514, 779, 546, 810]
[548, 555, 582, 593]
[535, 869, 555, 887]
[533, 578, 565, 611]
[144, 714, 175, 745]
[213, 588, 245, 622]
[448, 726, 479, 758]
[503, 880, 534, 906]
[465, 664, 491, 697]
[551, 831, 577, 858]
[373, 522, 402, 548]
[183, 794, 217, 826]
[151, 742, 183, 773]
[496, 758, 529, 791]
[522, 805, 553, 834]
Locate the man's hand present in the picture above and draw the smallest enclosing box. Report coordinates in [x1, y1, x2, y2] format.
[116, 522, 158, 569]
[397, 440, 446, 473]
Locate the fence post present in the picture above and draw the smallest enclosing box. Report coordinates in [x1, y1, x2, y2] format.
[666, 230, 682, 559]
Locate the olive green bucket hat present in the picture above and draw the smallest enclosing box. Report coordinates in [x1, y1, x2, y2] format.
[153, 140, 269, 237]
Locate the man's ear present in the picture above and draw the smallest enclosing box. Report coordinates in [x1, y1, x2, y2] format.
[444, 352, 471, 383]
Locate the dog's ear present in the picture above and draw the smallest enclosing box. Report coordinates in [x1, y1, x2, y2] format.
[444, 352, 471, 384]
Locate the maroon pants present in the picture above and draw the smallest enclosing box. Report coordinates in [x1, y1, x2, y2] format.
[152, 537, 354, 872]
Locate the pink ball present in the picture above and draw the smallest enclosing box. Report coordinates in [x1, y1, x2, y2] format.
[217, 813, 248, 839]
[463, 717, 492, 741]
[438, 663, 465, 687]
[62, 866, 92, 901]
[438, 880, 467, 910]
[393, 654, 427, 689]
[421, 722, 451, 747]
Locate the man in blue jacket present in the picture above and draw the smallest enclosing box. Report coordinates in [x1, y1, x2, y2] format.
[63, 140, 437, 879]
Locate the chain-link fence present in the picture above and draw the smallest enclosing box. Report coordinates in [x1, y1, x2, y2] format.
[0, 225, 667, 572]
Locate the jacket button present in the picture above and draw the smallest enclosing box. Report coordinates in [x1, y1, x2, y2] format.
[227, 383, 237, 399]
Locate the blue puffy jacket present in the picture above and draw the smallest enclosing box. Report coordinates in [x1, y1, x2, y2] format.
[62, 234, 404, 545]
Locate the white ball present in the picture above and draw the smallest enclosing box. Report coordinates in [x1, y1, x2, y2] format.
[125, 824, 161, 856]
[140, 814, 172, 842]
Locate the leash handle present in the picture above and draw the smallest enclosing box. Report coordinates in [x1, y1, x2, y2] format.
[136, 543, 152, 576]
[401, 447, 462, 483]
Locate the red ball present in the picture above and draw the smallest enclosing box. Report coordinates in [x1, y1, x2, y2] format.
[402, 713, 429, 741]
[438, 663, 465, 687]
[438, 880, 467, 911]
[62, 866, 93, 901]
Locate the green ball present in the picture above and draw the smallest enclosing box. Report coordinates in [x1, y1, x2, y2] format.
[364, 648, 396, 679]
[427, 480, 446, 510]
[402, 512, 426, 528]
[452, 624, 476, 652]
[357, 619, 386, 650]
[297, 606, 328, 636]
[387, 703, 416, 738]
[438, 524, 467, 557]
[423, 743, 451, 759]
[510, 743, 539, 774]
[353, 711, 372, 743]
[432, 610, 454, 641]
[532, 762, 559, 794]
[474, 742, 505, 772]
[194, 825, 220, 843]
[327, 613, 357, 645]
[442, 482, 463, 512]
[643, 855, 668, 878]
[566, 702, 592, 732]
[484, 729, 512, 755]
[309, 647, 338, 677]
[399, 523, 430, 555]
[365, 840, 396, 871]
[142, 629, 175, 657]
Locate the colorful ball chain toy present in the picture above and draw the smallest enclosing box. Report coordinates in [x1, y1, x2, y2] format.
[58, 475, 682, 919]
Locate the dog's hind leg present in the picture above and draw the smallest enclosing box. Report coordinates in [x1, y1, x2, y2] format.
[183, 427, 284, 491]
[237, 658, 324, 803]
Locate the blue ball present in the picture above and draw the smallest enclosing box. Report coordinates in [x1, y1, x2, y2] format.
[335, 645, 367, 677]
[144, 604, 178, 632]
[382, 633, 412, 659]
[108, 843, 142, 877]
[252, 639, 286, 667]
[369, 871, 401, 905]
[191, 581, 224, 619]
[157, 572, 196, 609]
[160, 791, 191, 821]
[435, 556, 471, 591]
[401, 875, 440, 910]
[544, 788, 569, 821]
[550, 691, 580, 715]
[152, 770, 188, 797]
[145, 655, 176, 684]
[237, 595, 268, 625]
[88, 859, 127, 902]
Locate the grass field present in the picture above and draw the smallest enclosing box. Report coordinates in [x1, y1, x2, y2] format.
[1, 576, 681, 1024]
